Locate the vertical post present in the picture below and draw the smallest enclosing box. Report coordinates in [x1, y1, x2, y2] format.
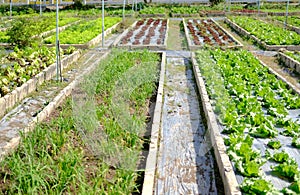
[284, 0, 289, 28]
[122, 0, 126, 22]
[228, 0, 231, 12]
[56, 0, 61, 81]
[40, 0, 42, 16]
[9, 0, 12, 18]
[132, 0, 134, 10]
[102, 0, 104, 47]
[257, 0, 260, 15]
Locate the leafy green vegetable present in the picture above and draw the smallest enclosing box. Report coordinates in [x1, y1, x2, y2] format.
[292, 137, 300, 148]
[226, 135, 264, 177]
[240, 177, 280, 195]
[272, 151, 290, 163]
[283, 180, 300, 194]
[272, 160, 300, 181]
[196, 49, 300, 190]
[170, 6, 200, 14]
[249, 123, 277, 138]
[267, 140, 282, 149]
[275, 16, 300, 28]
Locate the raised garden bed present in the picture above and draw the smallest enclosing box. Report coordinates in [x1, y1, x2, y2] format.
[44, 17, 121, 49]
[229, 9, 267, 16]
[225, 17, 300, 51]
[139, 7, 167, 18]
[0, 16, 80, 45]
[273, 16, 300, 34]
[267, 11, 300, 16]
[183, 18, 242, 50]
[193, 49, 300, 194]
[115, 18, 169, 50]
[199, 10, 225, 17]
[170, 6, 200, 17]
[278, 50, 300, 74]
[0, 47, 81, 118]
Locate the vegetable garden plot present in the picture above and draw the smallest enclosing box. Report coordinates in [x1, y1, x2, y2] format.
[183, 19, 242, 50]
[273, 16, 300, 34]
[194, 49, 300, 194]
[199, 10, 225, 17]
[0, 50, 161, 194]
[139, 7, 167, 17]
[0, 17, 79, 44]
[0, 46, 80, 118]
[44, 17, 121, 49]
[275, 16, 300, 28]
[117, 18, 168, 50]
[225, 16, 300, 51]
[170, 7, 200, 17]
[230, 9, 267, 16]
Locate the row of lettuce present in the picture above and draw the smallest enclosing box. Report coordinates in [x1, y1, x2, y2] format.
[196, 49, 300, 194]
[0, 16, 121, 44]
[0, 50, 160, 194]
[228, 16, 300, 46]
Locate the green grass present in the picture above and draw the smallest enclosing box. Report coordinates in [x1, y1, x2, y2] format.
[0, 49, 160, 194]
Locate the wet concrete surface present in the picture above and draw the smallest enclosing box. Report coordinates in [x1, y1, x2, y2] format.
[155, 53, 218, 195]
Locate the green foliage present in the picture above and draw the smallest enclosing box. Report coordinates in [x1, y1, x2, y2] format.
[283, 180, 300, 194]
[6, 17, 44, 48]
[267, 140, 282, 149]
[229, 16, 300, 45]
[240, 178, 280, 195]
[270, 151, 290, 163]
[226, 135, 264, 177]
[209, 0, 224, 6]
[0, 5, 38, 16]
[0, 16, 78, 44]
[170, 6, 200, 14]
[0, 46, 75, 96]
[272, 160, 300, 181]
[139, 6, 166, 14]
[292, 137, 300, 149]
[45, 17, 121, 44]
[196, 48, 300, 192]
[275, 16, 300, 28]
[0, 50, 160, 193]
[284, 50, 300, 63]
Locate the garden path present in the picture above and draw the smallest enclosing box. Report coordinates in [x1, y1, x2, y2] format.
[155, 51, 220, 195]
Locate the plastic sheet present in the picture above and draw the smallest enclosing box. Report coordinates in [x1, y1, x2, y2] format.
[155, 54, 218, 195]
